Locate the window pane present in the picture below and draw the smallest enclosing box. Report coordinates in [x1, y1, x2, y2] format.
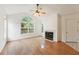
[21, 16, 34, 34]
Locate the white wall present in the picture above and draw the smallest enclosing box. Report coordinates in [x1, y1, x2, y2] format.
[36, 13, 58, 41]
[0, 18, 7, 52]
[8, 12, 58, 41]
[0, 7, 7, 52]
[0, 17, 4, 52]
[8, 13, 42, 41]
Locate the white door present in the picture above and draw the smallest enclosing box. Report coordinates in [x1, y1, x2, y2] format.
[66, 19, 77, 42]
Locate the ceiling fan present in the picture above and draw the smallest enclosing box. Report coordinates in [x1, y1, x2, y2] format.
[32, 4, 46, 16]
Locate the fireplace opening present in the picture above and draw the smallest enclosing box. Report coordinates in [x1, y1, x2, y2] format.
[45, 31, 53, 41]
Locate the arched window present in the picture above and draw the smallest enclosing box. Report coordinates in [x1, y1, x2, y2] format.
[21, 16, 34, 34]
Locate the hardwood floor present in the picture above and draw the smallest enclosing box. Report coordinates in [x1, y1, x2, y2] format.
[0, 37, 79, 55]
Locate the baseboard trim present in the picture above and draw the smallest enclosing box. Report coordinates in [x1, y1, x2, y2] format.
[57, 41, 62, 42]
[45, 39, 61, 43]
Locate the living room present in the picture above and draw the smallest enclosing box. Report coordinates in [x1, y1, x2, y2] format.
[0, 4, 79, 55]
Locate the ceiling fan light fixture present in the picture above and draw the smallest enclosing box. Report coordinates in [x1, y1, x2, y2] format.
[32, 4, 46, 16]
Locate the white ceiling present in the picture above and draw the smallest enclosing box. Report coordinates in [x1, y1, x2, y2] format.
[0, 4, 79, 15]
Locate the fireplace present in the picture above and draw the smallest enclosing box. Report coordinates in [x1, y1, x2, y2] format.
[45, 31, 53, 41]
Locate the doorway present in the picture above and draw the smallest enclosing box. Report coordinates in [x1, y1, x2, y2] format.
[66, 19, 78, 42]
